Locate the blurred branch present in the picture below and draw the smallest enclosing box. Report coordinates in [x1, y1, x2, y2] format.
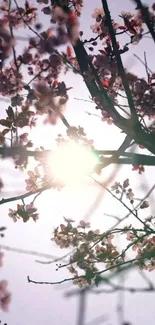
[65, 277, 155, 297]
[77, 289, 86, 325]
[85, 314, 107, 325]
[117, 275, 125, 325]
[138, 270, 154, 289]
[133, 0, 155, 42]
[134, 53, 153, 74]
[36, 250, 74, 264]
[2, 146, 155, 167]
[0, 244, 69, 263]
[8, 0, 18, 70]
[90, 284, 155, 293]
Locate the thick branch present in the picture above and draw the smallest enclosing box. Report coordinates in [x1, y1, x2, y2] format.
[2, 146, 155, 167]
[101, 0, 139, 127]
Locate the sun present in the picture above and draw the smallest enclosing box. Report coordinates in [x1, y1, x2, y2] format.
[49, 140, 99, 187]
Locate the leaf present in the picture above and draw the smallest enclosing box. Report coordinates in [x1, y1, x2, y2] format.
[6, 106, 14, 120]
[66, 87, 73, 91]
[111, 251, 119, 257]
[26, 7, 37, 15]
[22, 212, 30, 222]
[130, 19, 137, 27]
[140, 200, 149, 209]
[69, 57, 76, 63]
[60, 224, 66, 232]
[2, 128, 10, 135]
[42, 6, 51, 15]
[123, 178, 129, 188]
[53, 80, 58, 88]
[67, 45, 72, 57]
[17, 204, 23, 211]
[0, 119, 12, 128]
[85, 269, 95, 280]
[99, 49, 106, 55]
[94, 275, 102, 287]
[0, 227, 7, 232]
[118, 25, 126, 30]
[101, 79, 109, 88]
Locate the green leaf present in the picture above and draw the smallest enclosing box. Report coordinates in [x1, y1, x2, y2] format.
[0, 119, 12, 128]
[6, 106, 14, 120]
[85, 269, 95, 280]
[94, 275, 102, 287]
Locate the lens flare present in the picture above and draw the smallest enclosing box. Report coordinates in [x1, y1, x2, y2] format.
[50, 141, 98, 187]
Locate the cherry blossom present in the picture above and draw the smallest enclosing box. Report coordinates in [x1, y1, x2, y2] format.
[0, 281, 11, 312]
[92, 8, 105, 22]
[78, 220, 91, 229]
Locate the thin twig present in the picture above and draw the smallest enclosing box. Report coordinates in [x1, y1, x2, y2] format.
[0, 185, 50, 206]
[0, 244, 68, 263]
[90, 176, 147, 228]
[134, 53, 153, 74]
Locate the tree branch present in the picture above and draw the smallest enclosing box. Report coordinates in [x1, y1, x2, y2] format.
[90, 176, 148, 228]
[101, 0, 139, 127]
[0, 186, 50, 206]
[0, 244, 69, 263]
[133, 0, 155, 42]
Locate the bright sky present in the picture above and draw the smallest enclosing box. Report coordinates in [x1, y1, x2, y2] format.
[1, 0, 155, 324]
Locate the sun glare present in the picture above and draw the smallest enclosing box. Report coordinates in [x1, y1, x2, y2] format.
[50, 141, 98, 187]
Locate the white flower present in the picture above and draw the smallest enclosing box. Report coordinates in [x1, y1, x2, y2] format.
[121, 11, 133, 19]
[90, 22, 102, 34]
[8, 209, 18, 222]
[92, 8, 105, 21]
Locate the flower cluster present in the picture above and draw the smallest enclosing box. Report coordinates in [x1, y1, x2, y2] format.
[8, 203, 39, 223]
[25, 168, 41, 192]
[54, 217, 155, 287]
[54, 217, 123, 287]
[111, 178, 135, 204]
[34, 81, 69, 124]
[0, 0, 37, 29]
[132, 165, 145, 174]
[0, 67, 23, 97]
[125, 227, 155, 271]
[0, 281, 11, 312]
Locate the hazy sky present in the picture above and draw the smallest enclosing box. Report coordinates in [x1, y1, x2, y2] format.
[1, 0, 155, 325]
